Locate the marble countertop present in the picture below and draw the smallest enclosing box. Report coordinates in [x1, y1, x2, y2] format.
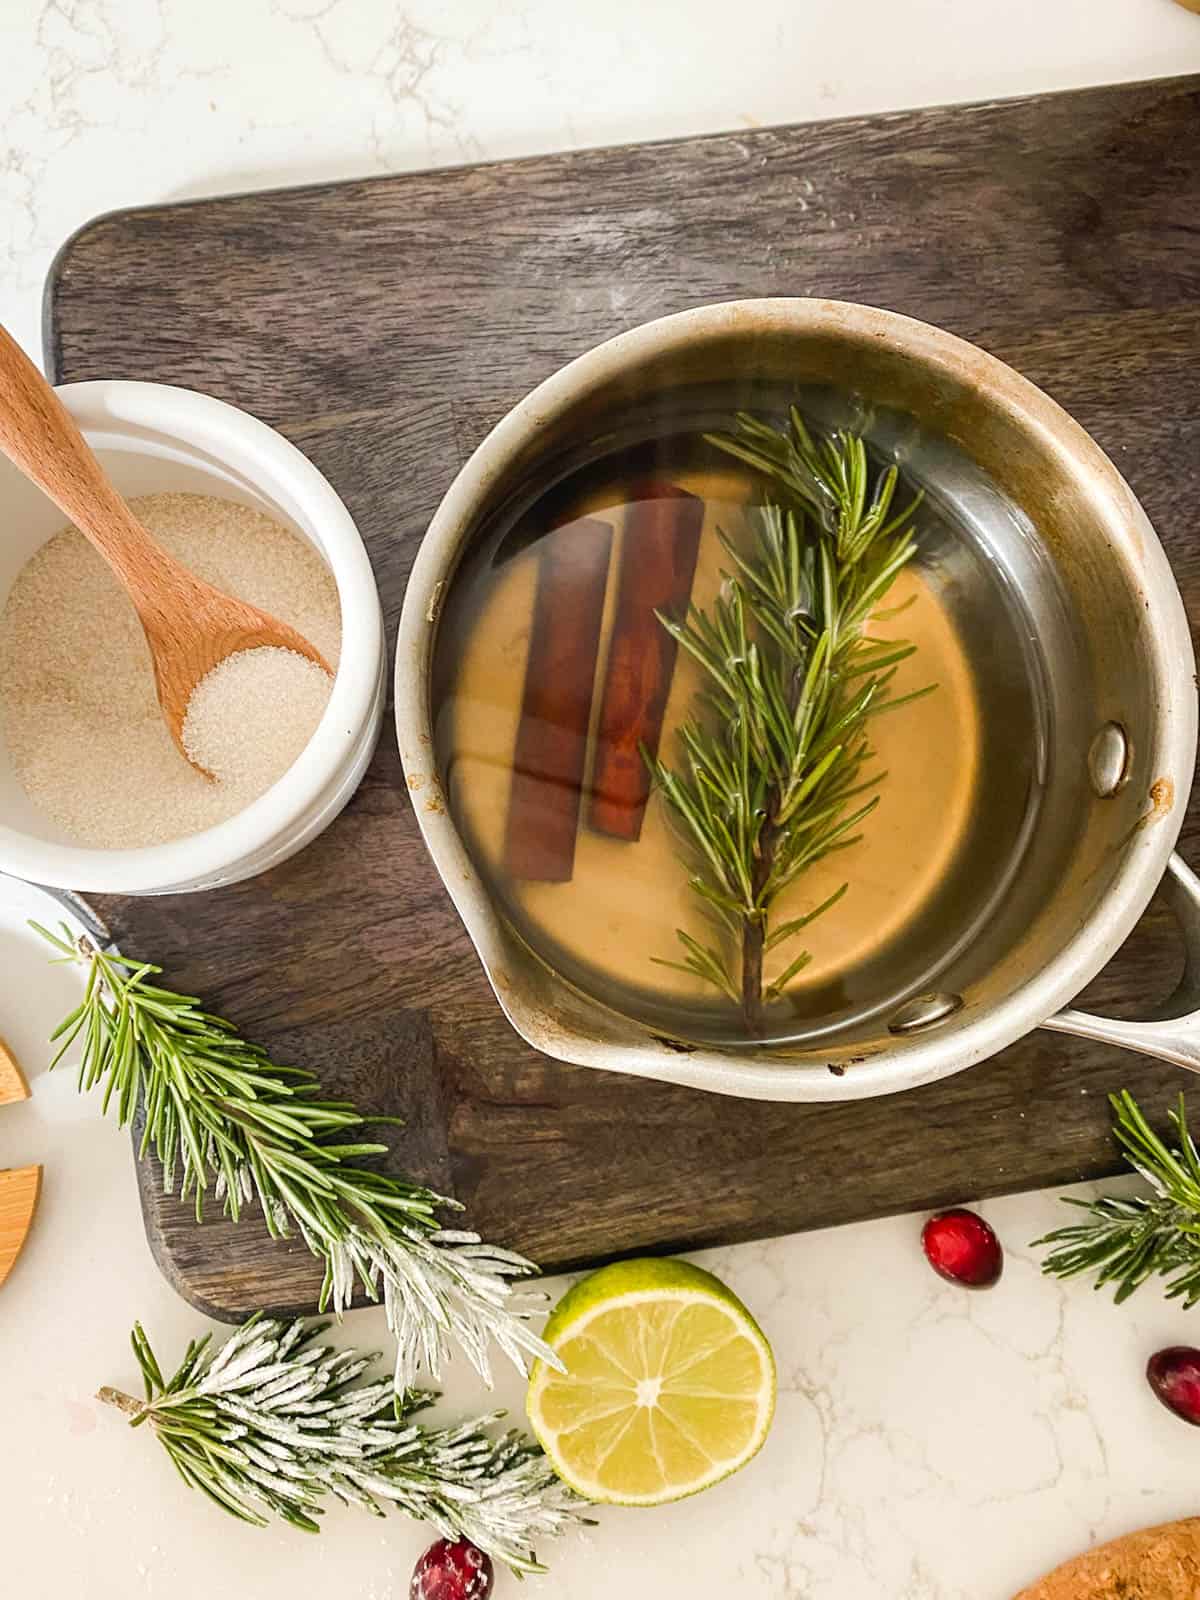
[4, 4, 1200, 1596]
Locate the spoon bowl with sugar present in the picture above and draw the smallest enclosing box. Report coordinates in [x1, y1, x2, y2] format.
[0, 323, 330, 774]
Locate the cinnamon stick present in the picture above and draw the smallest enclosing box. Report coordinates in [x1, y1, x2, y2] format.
[589, 481, 704, 841]
[504, 516, 613, 881]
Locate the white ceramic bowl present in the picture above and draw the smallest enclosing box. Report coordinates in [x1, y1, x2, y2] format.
[0, 380, 384, 894]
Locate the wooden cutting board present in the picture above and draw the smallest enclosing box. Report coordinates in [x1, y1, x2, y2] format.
[45, 75, 1200, 1321]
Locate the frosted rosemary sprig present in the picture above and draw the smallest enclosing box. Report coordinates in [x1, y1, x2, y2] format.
[651, 408, 929, 1031]
[99, 1315, 585, 1571]
[36, 925, 558, 1391]
[1036, 1090, 1200, 1306]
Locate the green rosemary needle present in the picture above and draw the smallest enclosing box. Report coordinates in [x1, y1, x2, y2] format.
[1036, 1089, 1200, 1305]
[650, 408, 930, 1031]
[37, 924, 559, 1391]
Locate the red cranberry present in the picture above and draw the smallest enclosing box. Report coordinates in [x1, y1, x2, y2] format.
[411, 1538, 494, 1600]
[921, 1208, 1003, 1288]
[1147, 1347, 1200, 1425]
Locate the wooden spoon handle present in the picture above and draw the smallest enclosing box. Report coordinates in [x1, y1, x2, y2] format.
[0, 323, 170, 595]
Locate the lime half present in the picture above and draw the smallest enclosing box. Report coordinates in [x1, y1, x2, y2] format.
[526, 1257, 775, 1506]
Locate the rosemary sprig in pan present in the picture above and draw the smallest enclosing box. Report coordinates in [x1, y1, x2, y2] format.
[1036, 1090, 1200, 1306]
[100, 1315, 584, 1570]
[650, 409, 931, 1031]
[37, 926, 558, 1392]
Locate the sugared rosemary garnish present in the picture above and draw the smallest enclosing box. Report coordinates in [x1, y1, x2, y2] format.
[37, 925, 557, 1392]
[650, 410, 930, 1031]
[99, 1314, 584, 1570]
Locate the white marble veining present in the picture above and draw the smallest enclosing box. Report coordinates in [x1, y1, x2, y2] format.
[4, 3, 1200, 1596]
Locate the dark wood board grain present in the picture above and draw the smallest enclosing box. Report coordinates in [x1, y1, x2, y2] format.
[46, 75, 1200, 1321]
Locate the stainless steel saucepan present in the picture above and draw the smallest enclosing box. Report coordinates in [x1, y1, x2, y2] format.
[395, 299, 1198, 1101]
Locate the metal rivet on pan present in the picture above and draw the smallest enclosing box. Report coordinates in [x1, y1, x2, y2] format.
[1088, 722, 1131, 797]
[889, 992, 964, 1034]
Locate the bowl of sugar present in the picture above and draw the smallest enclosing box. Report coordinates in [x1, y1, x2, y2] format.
[0, 380, 384, 893]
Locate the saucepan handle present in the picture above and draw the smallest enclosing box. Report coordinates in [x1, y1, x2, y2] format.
[1042, 853, 1200, 1073]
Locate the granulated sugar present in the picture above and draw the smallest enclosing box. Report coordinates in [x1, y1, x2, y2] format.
[183, 648, 332, 788]
[0, 493, 341, 848]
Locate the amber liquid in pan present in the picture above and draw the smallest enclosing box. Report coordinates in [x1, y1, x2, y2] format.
[434, 429, 1038, 1046]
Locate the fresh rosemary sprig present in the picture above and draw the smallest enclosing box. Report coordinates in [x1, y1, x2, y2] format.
[36, 925, 558, 1391]
[1036, 1089, 1200, 1305]
[99, 1314, 585, 1571]
[651, 408, 929, 1031]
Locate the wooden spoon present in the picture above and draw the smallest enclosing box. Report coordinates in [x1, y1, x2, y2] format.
[0, 324, 330, 772]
